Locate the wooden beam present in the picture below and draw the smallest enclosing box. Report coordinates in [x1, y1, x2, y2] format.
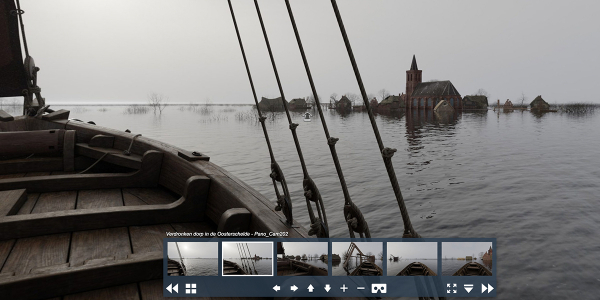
[75, 143, 142, 170]
[0, 157, 63, 175]
[0, 175, 209, 239]
[217, 208, 251, 232]
[41, 109, 70, 121]
[63, 130, 76, 172]
[0, 150, 162, 193]
[0, 110, 14, 122]
[0, 130, 64, 156]
[0, 251, 162, 300]
[89, 135, 114, 148]
[0, 189, 27, 216]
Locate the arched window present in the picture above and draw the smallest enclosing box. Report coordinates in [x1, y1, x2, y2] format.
[413, 99, 417, 107]
[450, 98, 454, 107]
[428, 98, 433, 107]
[420, 98, 425, 107]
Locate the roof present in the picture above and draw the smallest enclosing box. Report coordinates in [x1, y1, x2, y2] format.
[530, 95, 548, 106]
[259, 97, 286, 106]
[380, 95, 400, 105]
[338, 95, 352, 104]
[289, 98, 306, 105]
[410, 55, 418, 70]
[411, 81, 460, 97]
[463, 95, 488, 105]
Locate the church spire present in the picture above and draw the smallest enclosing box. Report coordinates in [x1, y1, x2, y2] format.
[410, 55, 418, 70]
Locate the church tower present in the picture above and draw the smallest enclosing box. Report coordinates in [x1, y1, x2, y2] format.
[406, 55, 422, 100]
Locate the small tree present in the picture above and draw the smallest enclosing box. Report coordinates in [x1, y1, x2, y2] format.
[377, 251, 383, 260]
[519, 92, 527, 106]
[378, 88, 390, 101]
[148, 92, 167, 114]
[345, 92, 360, 106]
[474, 88, 490, 98]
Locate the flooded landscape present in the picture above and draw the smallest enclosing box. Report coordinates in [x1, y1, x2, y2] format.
[28, 104, 598, 297]
[183, 258, 219, 276]
[388, 259, 439, 276]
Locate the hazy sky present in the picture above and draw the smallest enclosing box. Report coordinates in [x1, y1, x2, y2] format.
[279, 242, 327, 256]
[167, 242, 218, 259]
[222, 242, 273, 258]
[442, 242, 492, 258]
[332, 242, 381, 256]
[11, 0, 600, 104]
[387, 242, 437, 259]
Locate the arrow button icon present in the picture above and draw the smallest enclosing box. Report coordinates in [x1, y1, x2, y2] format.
[166, 284, 172, 294]
[324, 284, 331, 292]
[308, 284, 314, 292]
[273, 285, 281, 292]
[173, 284, 178, 293]
[482, 283, 487, 293]
[291, 285, 298, 292]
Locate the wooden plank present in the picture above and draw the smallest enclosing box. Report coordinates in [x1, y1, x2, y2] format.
[0, 189, 28, 216]
[89, 135, 114, 148]
[64, 283, 139, 300]
[77, 189, 123, 209]
[63, 130, 76, 172]
[0, 240, 15, 273]
[0, 252, 161, 300]
[0, 130, 64, 156]
[129, 224, 174, 254]
[75, 143, 142, 170]
[0, 157, 63, 175]
[31, 191, 77, 214]
[70, 228, 131, 267]
[41, 109, 70, 121]
[0, 151, 163, 193]
[0, 118, 27, 132]
[0, 173, 25, 179]
[0, 110, 14, 122]
[122, 188, 178, 205]
[0, 176, 209, 239]
[16, 193, 40, 215]
[0, 233, 70, 275]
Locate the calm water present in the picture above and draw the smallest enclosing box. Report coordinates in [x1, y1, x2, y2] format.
[182, 258, 218, 276]
[388, 258, 439, 276]
[55, 105, 600, 298]
[442, 259, 493, 276]
[225, 258, 272, 275]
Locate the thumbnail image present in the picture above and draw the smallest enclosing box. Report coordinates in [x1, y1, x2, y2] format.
[442, 242, 493, 276]
[167, 242, 218, 276]
[222, 242, 273, 276]
[387, 242, 438, 276]
[332, 242, 383, 276]
[276, 242, 328, 276]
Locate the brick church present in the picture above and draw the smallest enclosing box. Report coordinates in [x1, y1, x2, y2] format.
[404, 55, 462, 110]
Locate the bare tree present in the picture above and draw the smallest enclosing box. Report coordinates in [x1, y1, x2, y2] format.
[148, 92, 168, 114]
[519, 92, 527, 106]
[474, 88, 490, 98]
[378, 88, 390, 101]
[345, 92, 360, 106]
[377, 251, 383, 260]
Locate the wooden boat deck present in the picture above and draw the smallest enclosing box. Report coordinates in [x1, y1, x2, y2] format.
[397, 262, 437, 276]
[453, 262, 492, 276]
[349, 261, 382, 276]
[0, 117, 312, 299]
[223, 260, 247, 275]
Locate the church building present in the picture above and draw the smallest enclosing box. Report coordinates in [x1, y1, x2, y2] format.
[404, 55, 462, 110]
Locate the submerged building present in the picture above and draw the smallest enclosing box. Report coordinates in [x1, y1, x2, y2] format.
[404, 55, 462, 110]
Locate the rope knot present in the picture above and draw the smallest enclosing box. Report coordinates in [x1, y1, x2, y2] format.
[308, 218, 322, 236]
[327, 137, 339, 145]
[289, 123, 299, 130]
[259, 116, 267, 123]
[381, 147, 397, 158]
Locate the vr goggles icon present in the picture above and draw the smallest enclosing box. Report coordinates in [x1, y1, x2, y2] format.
[371, 283, 387, 293]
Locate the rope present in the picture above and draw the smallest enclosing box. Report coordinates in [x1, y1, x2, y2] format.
[236, 243, 249, 273]
[330, 0, 420, 238]
[78, 153, 108, 174]
[244, 243, 258, 275]
[254, 0, 328, 238]
[174, 242, 187, 272]
[14, 0, 29, 58]
[227, 0, 294, 225]
[284, 0, 369, 238]
[123, 134, 141, 156]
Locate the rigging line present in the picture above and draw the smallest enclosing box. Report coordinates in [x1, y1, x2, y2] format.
[174, 242, 186, 271]
[227, 0, 294, 225]
[284, 0, 370, 238]
[254, 0, 328, 238]
[237, 243, 249, 273]
[14, 0, 29, 58]
[330, 0, 420, 238]
[244, 243, 258, 275]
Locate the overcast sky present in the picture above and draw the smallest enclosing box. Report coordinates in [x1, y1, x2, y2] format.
[279, 242, 327, 256]
[222, 242, 273, 258]
[387, 242, 437, 259]
[167, 242, 218, 259]
[442, 242, 492, 258]
[11, 0, 599, 105]
[332, 242, 381, 256]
